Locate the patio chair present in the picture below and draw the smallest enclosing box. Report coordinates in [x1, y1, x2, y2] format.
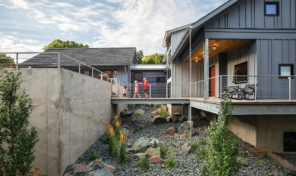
[234, 84, 256, 100]
[223, 86, 239, 99]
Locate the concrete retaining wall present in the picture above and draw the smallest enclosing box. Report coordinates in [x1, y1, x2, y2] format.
[18, 68, 127, 176]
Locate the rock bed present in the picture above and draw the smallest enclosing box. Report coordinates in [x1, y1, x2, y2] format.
[276, 153, 296, 166]
[76, 105, 291, 176]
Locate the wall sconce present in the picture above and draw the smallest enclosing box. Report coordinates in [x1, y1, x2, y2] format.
[114, 69, 117, 76]
[196, 59, 198, 62]
[213, 45, 216, 50]
[28, 66, 31, 69]
[203, 54, 204, 58]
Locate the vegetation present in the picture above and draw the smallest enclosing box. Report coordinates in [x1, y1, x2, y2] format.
[196, 149, 207, 160]
[89, 153, 100, 161]
[153, 104, 156, 110]
[190, 143, 199, 150]
[142, 53, 164, 64]
[134, 112, 141, 119]
[128, 105, 134, 111]
[159, 145, 168, 157]
[0, 69, 39, 176]
[199, 140, 207, 146]
[256, 160, 267, 165]
[137, 156, 150, 170]
[123, 111, 128, 119]
[134, 127, 142, 132]
[106, 124, 118, 157]
[164, 155, 176, 168]
[0, 54, 15, 68]
[117, 134, 129, 163]
[239, 151, 245, 158]
[114, 120, 121, 140]
[43, 39, 89, 50]
[199, 94, 241, 176]
[136, 50, 144, 64]
[149, 104, 153, 107]
[159, 106, 168, 118]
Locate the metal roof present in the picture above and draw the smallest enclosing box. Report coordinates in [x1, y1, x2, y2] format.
[19, 47, 136, 66]
[162, 24, 191, 48]
[130, 64, 166, 70]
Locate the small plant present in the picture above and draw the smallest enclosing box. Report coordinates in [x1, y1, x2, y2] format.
[114, 120, 121, 140]
[89, 153, 100, 161]
[153, 104, 156, 110]
[239, 151, 245, 158]
[256, 160, 267, 165]
[117, 134, 129, 163]
[128, 105, 134, 111]
[134, 112, 141, 118]
[137, 156, 150, 170]
[199, 140, 207, 146]
[159, 107, 167, 118]
[191, 143, 199, 150]
[134, 127, 142, 132]
[149, 104, 153, 107]
[123, 111, 128, 119]
[164, 155, 176, 168]
[106, 124, 118, 157]
[159, 145, 168, 156]
[196, 149, 207, 159]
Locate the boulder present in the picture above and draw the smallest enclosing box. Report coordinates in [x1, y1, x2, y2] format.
[120, 110, 132, 118]
[151, 111, 159, 118]
[149, 156, 162, 164]
[172, 141, 180, 147]
[151, 115, 167, 125]
[126, 148, 133, 154]
[180, 134, 186, 140]
[180, 146, 191, 154]
[241, 141, 254, 150]
[92, 168, 114, 176]
[172, 116, 180, 123]
[145, 147, 161, 158]
[135, 109, 145, 115]
[120, 128, 132, 138]
[88, 159, 104, 170]
[178, 121, 197, 137]
[164, 128, 175, 137]
[132, 137, 151, 153]
[173, 133, 180, 140]
[103, 163, 116, 174]
[236, 156, 249, 166]
[62, 164, 89, 176]
[134, 153, 148, 159]
[180, 116, 188, 123]
[267, 152, 296, 175]
[147, 138, 165, 148]
[121, 125, 131, 130]
[166, 116, 173, 123]
[173, 112, 181, 116]
[145, 107, 150, 110]
[137, 124, 146, 129]
[246, 147, 272, 159]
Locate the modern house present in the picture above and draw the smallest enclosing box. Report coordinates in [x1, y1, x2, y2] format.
[162, 0, 296, 153]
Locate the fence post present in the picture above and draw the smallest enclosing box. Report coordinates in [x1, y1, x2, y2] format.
[92, 69, 93, 78]
[255, 76, 257, 102]
[16, 53, 18, 69]
[79, 63, 81, 74]
[220, 76, 222, 102]
[289, 76, 291, 101]
[58, 53, 61, 68]
[101, 73, 103, 80]
[150, 84, 151, 98]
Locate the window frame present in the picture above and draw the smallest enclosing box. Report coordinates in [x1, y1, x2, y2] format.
[134, 72, 142, 81]
[156, 77, 165, 84]
[264, 2, 279, 16]
[279, 64, 294, 79]
[233, 62, 248, 84]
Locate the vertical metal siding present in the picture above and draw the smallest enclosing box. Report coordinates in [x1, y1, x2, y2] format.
[171, 29, 187, 54]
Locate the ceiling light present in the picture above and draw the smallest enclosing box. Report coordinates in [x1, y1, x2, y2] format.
[213, 45, 216, 50]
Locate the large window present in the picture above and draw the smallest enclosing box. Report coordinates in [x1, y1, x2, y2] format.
[265, 2, 279, 16]
[233, 62, 248, 84]
[279, 64, 294, 78]
[156, 77, 165, 84]
[134, 72, 142, 81]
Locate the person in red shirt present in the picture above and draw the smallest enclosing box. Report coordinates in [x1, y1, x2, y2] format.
[140, 77, 149, 98]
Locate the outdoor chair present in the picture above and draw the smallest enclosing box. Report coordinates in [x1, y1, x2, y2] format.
[223, 86, 239, 99]
[234, 84, 256, 100]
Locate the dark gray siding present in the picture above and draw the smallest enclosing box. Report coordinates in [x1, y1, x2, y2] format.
[205, 0, 296, 29]
[94, 65, 129, 84]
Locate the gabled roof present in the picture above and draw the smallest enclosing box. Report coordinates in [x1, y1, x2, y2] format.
[162, 23, 191, 48]
[20, 47, 136, 67]
[130, 64, 166, 70]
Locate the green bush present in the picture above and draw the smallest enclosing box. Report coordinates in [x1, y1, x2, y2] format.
[149, 104, 153, 107]
[199, 140, 207, 146]
[106, 124, 118, 157]
[159, 145, 168, 156]
[196, 149, 207, 159]
[137, 156, 150, 170]
[159, 107, 167, 118]
[134, 127, 142, 132]
[199, 93, 241, 176]
[117, 134, 129, 163]
[134, 112, 141, 118]
[256, 160, 267, 165]
[164, 155, 176, 168]
[191, 143, 199, 150]
[89, 153, 100, 161]
[239, 151, 245, 158]
[0, 69, 39, 176]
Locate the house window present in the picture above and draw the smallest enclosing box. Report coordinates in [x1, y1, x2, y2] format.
[156, 77, 165, 84]
[265, 2, 279, 16]
[233, 62, 248, 84]
[284, 132, 296, 152]
[134, 72, 142, 81]
[279, 64, 294, 78]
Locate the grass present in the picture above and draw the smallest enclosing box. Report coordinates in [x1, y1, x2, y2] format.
[159, 145, 168, 156]
[89, 153, 100, 161]
[196, 149, 207, 160]
[256, 160, 267, 165]
[199, 140, 207, 146]
[134, 112, 141, 118]
[134, 127, 142, 132]
[190, 143, 199, 150]
[137, 156, 150, 170]
[117, 134, 129, 163]
[239, 151, 245, 158]
[164, 155, 176, 168]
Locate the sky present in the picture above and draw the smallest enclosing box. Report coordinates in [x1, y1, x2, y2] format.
[0, 0, 226, 58]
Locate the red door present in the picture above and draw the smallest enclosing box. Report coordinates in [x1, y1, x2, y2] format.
[209, 66, 215, 97]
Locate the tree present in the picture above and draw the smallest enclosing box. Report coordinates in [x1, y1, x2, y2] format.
[142, 53, 164, 64]
[199, 94, 241, 176]
[43, 39, 89, 50]
[0, 69, 39, 176]
[136, 50, 144, 64]
[0, 54, 15, 68]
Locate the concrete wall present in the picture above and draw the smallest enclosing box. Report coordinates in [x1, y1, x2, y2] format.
[18, 68, 126, 176]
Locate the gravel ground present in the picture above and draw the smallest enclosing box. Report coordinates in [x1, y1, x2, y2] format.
[276, 153, 296, 166]
[75, 105, 292, 176]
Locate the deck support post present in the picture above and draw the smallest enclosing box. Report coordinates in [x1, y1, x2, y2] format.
[204, 38, 209, 100]
[79, 63, 81, 74]
[188, 104, 191, 121]
[182, 103, 184, 117]
[92, 69, 93, 78]
[289, 76, 291, 101]
[58, 53, 61, 68]
[101, 73, 103, 80]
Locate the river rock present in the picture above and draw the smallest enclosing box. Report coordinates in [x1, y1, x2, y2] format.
[132, 137, 151, 153]
[135, 109, 145, 115]
[178, 121, 197, 137]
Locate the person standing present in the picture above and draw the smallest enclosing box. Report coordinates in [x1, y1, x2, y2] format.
[133, 81, 141, 98]
[140, 77, 149, 98]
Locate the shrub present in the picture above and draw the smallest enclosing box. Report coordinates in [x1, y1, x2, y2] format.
[128, 105, 134, 111]
[159, 145, 168, 156]
[106, 124, 118, 157]
[117, 134, 129, 163]
[191, 143, 199, 150]
[0, 69, 39, 176]
[159, 107, 167, 118]
[199, 140, 207, 146]
[199, 94, 241, 176]
[196, 149, 207, 160]
[114, 120, 121, 140]
[134, 127, 142, 132]
[89, 153, 100, 161]
[164, 155, 176, 168]
[134, 112, 141, 118]
[153, 104, 156, 110]
[149, 104, 153, 107]
[256, 160, 267, 165]
[239, 151, 245, 158]
[137, 156, 150, 170]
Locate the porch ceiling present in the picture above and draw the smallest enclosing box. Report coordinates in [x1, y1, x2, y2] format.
[186, 40, 250, 62]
